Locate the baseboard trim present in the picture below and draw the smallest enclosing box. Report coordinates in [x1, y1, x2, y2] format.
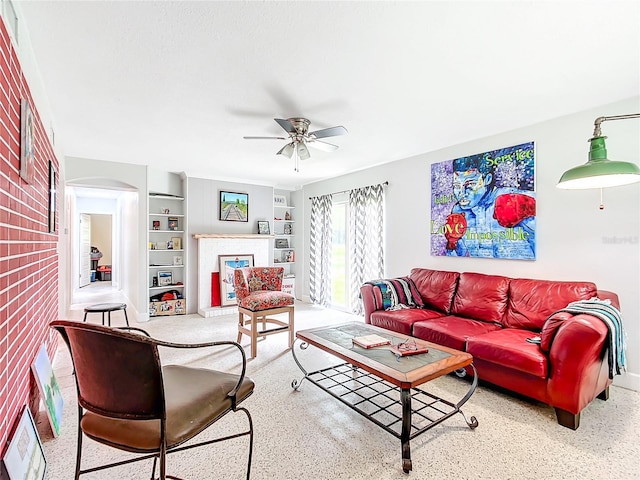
[613, 372, 639, 392]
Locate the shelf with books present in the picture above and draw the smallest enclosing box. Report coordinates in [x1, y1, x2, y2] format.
[148, 192, 186, 315]
[274, 193, 295, 297]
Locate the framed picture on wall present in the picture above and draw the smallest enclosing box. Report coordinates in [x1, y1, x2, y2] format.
[20, 99, 35, 184]
[219, 191, 248, 222]
[48, 161, 57, 233]
[218, 254, 254, 306]
[2, 405, 46, 480]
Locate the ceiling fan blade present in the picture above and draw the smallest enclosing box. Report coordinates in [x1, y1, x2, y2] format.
[297, 142, 311, 160]
[277, 143, 295, 158]
[243, 136, 287, 140]
[307, 139, 338, 152]
[274, 118, 296, 134]
[309, 125, 348, 139]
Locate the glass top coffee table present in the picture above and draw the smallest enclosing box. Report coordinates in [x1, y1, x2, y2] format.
[291, 322, 478, 474]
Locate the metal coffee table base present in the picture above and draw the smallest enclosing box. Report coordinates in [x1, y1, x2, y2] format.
[291, 341, 478, 474]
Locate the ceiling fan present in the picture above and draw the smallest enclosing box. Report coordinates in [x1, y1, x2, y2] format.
[244, 118, 348, 172]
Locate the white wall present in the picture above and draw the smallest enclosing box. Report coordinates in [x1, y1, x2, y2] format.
[65, 157, 147, 320]
[186, 178, 274, 314]
[301, 97, 640, 391]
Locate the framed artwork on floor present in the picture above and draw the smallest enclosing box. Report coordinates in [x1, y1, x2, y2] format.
[218, 254, 254, 306]
[31, 345, 63, 438]
[220, 191, 248, 222]
[1, 405, 46, 480]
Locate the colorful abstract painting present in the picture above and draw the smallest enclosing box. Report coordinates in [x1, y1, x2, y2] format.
[430, 142, 536, 260]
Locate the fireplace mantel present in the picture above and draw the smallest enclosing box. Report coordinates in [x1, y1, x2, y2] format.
[195, 234, 271, 317]
[193, 233, 274, 239]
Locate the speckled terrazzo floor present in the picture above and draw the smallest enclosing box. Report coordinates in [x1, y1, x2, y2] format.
[39, 298, 640, 480]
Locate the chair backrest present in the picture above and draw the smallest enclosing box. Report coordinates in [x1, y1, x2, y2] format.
[51, 320, 165, 420]
[233, 267, 284, 301]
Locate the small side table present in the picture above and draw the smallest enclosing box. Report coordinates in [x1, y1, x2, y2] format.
[83, 303, 129, 327]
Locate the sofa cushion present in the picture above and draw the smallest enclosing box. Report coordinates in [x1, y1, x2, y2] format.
[409, 268, 460, 313]
[366, 277, 425, 310]
[370, 309, 444, 336]
[238, 291, 294, 311]
[412, 315, 502, 351]
[450, 272, 510, 324]
[504, 279, 597, 330]
[466, 329, 548, 379]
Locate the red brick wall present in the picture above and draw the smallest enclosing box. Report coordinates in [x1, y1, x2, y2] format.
[0, 19, 60, 452]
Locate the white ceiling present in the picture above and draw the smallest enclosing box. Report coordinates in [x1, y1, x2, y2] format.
[16, 1, 640, 190]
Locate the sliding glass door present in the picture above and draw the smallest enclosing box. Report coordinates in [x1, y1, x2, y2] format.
[331, 200, 348, 310]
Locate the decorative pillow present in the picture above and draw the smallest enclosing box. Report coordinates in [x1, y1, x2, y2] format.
[539, 311, 573, 352]
[366, 277, 425, 311]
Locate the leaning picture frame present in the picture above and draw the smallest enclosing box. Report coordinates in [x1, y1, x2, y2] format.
[274, 194, 287, 207]
[218, 254, 254, 306]
[220, 191, 248, 222]
[2, 405, 46, 480]
[257, 220, 270, 235]
[157, 271, 173, 286]
[31, 344, 63, 438]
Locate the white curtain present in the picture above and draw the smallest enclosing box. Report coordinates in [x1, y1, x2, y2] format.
[309, 194, 333, 307]
[349, 184, 385, 315]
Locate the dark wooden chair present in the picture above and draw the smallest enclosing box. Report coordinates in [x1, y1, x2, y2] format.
[50, 320, 254, 480]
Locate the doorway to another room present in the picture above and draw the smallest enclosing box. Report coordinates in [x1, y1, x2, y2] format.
[68, 186, 135, 310]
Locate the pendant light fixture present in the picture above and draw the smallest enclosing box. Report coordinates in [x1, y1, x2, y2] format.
[557, 113, 640, 190]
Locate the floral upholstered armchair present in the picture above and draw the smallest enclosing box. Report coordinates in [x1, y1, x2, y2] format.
[233, 267, 294, 358]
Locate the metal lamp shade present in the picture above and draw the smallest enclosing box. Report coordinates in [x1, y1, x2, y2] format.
[557, 136, 640, 189]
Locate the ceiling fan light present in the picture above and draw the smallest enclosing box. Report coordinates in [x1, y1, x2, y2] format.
[557, 136, 640, 189]
[297, 142, 310, 160]
[277, 143, 295, 158]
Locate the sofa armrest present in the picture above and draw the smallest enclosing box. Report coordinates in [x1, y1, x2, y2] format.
[596, 289, 620, 309]
[547, 313, 611, 414]
[360, 284, 383, 324]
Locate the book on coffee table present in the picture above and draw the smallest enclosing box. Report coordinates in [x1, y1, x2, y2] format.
[352, 334, 391, 349]
[389, 343, 429, 356]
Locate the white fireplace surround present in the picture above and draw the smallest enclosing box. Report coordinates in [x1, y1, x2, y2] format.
[195, 234, 272, 317]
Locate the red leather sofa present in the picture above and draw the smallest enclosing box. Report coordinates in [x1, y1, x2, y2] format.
[360, 268, 618, 429]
